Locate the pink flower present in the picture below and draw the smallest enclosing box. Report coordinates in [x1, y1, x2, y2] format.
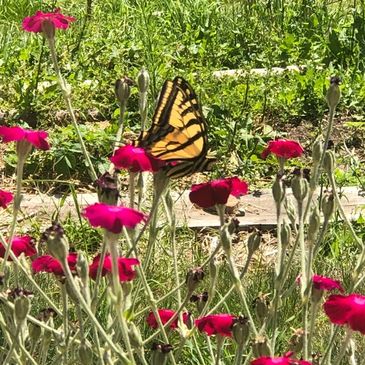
[323, 294, 365, 334]
[110, 145, 165, 172]
[22, 9, 75, 33]
[195, 314, 235, 337]
[146, 309, 190, 329]
[0, 126, 50, 150]
[312, 274, 344, 292]
[82, 203, 146, 233]
[261, 139, 304, 160]
[0, 189, 13, 209]
[251, 353, 312, 365]
[89, 254, 140, 282]
[32, 253, 78, 276]
[189, 177, 248, 208]
[0, 235, 36, 260]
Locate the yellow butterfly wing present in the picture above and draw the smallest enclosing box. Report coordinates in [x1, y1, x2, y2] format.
[138, 77, 214, 178]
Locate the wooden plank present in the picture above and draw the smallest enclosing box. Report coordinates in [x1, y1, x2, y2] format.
[1, 186, 365, 230]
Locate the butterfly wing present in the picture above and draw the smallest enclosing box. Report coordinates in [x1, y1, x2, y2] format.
[138, 77, 213, 177]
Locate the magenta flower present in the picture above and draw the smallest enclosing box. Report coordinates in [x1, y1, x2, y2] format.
[0, 126, 50, 150]
[251, 353, 312, 365]
[32, 253, 78, 276]
[189, 177, 248, 208]
[0, 189, 13, 209]
[261, 139, 304, 160]
[82, 203, 146, 233]
[0, 235, 36, 260]
[110, 145, 165, 172]
[296, 274, 344, 293]
[323, 294, 365, 334]
[22, 8, 76, 33]
[146, 309, 190, 329]
[195, 314, 235, 337]
[89, 254, 140, 282]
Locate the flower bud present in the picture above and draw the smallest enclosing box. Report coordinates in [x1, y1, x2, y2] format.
[326, 76, 341, 109]
[280, 220, 291, 248]
[322, 193, 335, 220]
[252, 336, 271, 357]
[41, 19, 55, 39]
[186, 267, 204, 292]
[65, 278, 80, 304]
[15, 296, 30, 324]
[115, 77, 132, 105]
[323, 150, 335, 175]
[77, 252, 89, 285]
[137, 68, 150, 94]
[129, 322, 143, 350]
[254, 294, 269, 325]
[150, 343, 173, 365]
[288, 328, 305, 354]
[190, 292, 209, 313]
[312, 138, 323, 165]
[29, 322, 42, 344]
[42, 222, 69, 263]
[94, 172, 119, 205]
[232, 316, 249, 346]
[308, 204, 320, 243]
[291, 170, 309, 202]
[272, 175, 285, 204]
[248, 230, 262, 255]
[79, 343, 93, 365]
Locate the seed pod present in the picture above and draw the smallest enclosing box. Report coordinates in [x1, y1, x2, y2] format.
[94, 172, 119, 205]
[15, 296, 30, 324]
[252, 336, 271, 357]
[288, 328, 305, 354]
[291, 171, 309, 202]
[79, 343, 93, 364]
[323, 150, 335, 175]
[42, 222, 69, 263]
[186, 267, 204, 293]
[150, 343, 173, 365]
[232, 316, 249, 346]
[312, 138, 323, 165]
[254, 294, 269, 325]
[272, 175, 285, 204]
[308, 204, 321, 243]
[322, 193, 335, 220]
[248, 231, 262, 255]
[190, 292, 208, 314]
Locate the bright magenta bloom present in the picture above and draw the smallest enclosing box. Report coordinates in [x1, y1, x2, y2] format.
[312, 274, 344, 292]
[32, 253, 77, 276]
[324, 294, 365, 334]
[83, 203, 146, 233]
[261, 139, 304, 160]
[0, 126, 50, 150]
[22, 9, 76, 33]
[89, 253, 140, 282]
[195, 314, 235, 337]
[189, 177, 248, 208]
[0, 189, 13, 209]
[0, 235, 36, 260]
[251, 354, 312, 365]
[110, 145, 165, 172]
[146, 309, 190, 329]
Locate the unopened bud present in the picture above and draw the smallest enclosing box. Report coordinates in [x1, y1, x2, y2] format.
[323, 150, 335, 175]
[115, 77, 132, 105]
[280, 220, 291, 247]
[326, 76, 341, 109]
[272, 175, 285, 204]
[77, 252, 89, 285]
[41, 19, 55, 39]
[308, 205, 320, 243]
[322, 193, 335, 220]
[129, 322, 143, 349]
[186, 267, 204, 292]
[151, 343, 173, 365]
[137, 68, 150, 93]
[289, 328, 305, 354]
[291, 170, 309, 202]
[15, 296, 30, 324]
[312, 138, 323, 165]
[254, 294, 269, 325]
[79, 343, 93, 365]
[94, 172, 119, 205]
[248, 231, 262, 254]
[252, 336, 271, 357]
[190, 292, 208, 313]
[42, 222, 69, 263]
[232, 316, 249, 346]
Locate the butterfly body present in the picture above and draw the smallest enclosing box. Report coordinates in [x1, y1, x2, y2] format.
[138, 77, 215, 178]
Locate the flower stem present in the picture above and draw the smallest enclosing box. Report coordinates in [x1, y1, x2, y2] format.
[46, 36, 97, 181]
[215, 335, 225, 365]
[333, 328, 353, 365]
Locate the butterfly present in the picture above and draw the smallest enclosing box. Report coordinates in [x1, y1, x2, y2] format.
[137, 77, 215, 178]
